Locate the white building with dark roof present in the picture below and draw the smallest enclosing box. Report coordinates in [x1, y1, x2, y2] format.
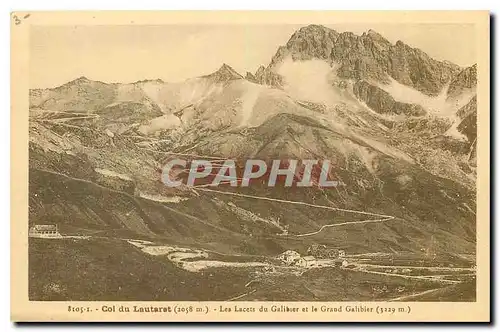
[29, 224, 61, 238]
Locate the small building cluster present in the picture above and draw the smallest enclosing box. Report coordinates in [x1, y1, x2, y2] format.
[276, 246, 348, 269]
[307, 244, 345, 259]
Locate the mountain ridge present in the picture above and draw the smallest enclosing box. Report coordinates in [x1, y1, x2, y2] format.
[253, 24, 463, 97]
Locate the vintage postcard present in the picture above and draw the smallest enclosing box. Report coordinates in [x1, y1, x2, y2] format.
[11, 11, 490, 322]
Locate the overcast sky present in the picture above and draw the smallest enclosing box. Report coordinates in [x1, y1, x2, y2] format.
[30, 24, 476, 88]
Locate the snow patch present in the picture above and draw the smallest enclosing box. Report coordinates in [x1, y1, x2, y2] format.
[140, 81, 165, 111]
[354, 145, 378, 174]
[138, 114, 182, 135]
[277, 58, 341, 105]
[443, 120, 468, 141]
[376, 77, 473, 118]
[238, 84, 261, 127]
[141, 78, 223, 113]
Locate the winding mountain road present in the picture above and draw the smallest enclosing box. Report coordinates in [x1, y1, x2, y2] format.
[194, 187, 395, 237]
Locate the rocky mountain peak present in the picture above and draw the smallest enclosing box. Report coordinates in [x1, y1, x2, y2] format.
[295, 24, 337, 36]
[254, 24, 461, 95]
[447, 64, 477, 99]
[365, 29, 390, 43]
[74, 76, 91, 83]
[245, 71, 257, 83]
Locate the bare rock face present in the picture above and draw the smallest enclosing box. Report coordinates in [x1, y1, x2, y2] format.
[245, 71, 257, 83]
[280, 25, 339, 62]
[447, 64, 477, 99]
[456, 96, 477, 143]
[253, 65, 284, 87]
[353, 80, 426, 116]
[253, 24, 461, 96]
[203, 63, 243, 83]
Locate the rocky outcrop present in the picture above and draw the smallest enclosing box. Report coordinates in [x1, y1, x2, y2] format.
[447, 64, 477, 99]
[254, 25, 461, 96]
[353, 80, 426, 116]
[254, 65, 284, 87]
[245, 71, 257, 83]
[456, 96, 477, 143]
